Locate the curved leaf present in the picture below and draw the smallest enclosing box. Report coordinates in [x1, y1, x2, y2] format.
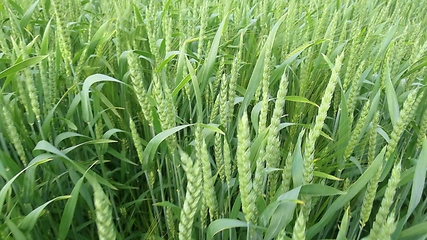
[20, 195, 71, 232]
[300, 184, 346, 197]
[207, 219, 248, 240]
[142, 124, 193, 170]
[285, 96, 319, 107]
[81, 74, 127, 122]
[58, 177, 85, 240]
[307, 147, 386, 238]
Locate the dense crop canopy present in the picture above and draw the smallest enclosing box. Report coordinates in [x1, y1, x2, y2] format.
[0, 0, 426, 239]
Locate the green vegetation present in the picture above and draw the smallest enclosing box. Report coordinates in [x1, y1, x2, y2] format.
[1, 0, 427, 239]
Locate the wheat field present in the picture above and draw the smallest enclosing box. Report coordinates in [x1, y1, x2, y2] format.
[1, 0, 427, 239]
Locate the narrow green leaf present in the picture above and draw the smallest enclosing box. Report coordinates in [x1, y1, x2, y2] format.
[7, 0, 24, 15]
[0, 155, 53, 214]
[285, 96, 319, 107]
[20, 195, 71, 232]
[34, 140, 117, 190]
[63, 140, 116, 154]
[377, 20, 399, 57]
[5, 218, 26, 240]
[54, 132, 90, 147]
[198, 14, 228, 93]
[102, 129, 125, 140]
[292, 130, 305, 187]
[86, 21, 112, 56]
[42, 86, 76, 135]
[34, 140, 72, 161]
[156, 51, 179, 73]
[336, 208, 350, 240]
[239, 13, 287, 117]
[58, 177, 85, 240]
[408, 139, 427, 216]
[399, 222, 427, 239]
[300, 184, 346, 196]
[142, 124, 193, 170]
[199, 123, 225, 136]
[313, 171, 343, 181]
[385, 61, 399, 127]
[307, 147, 386, 238]
[0, 58, 11, 63]
[81, 74, 126, 122]
[19, 0, 39, 29]
[394, 138, 427, 239]
[172, 74, 191, 97]
[272, 39, 326, 81]
[92, 87, 123, 119]
[185, 57, 203, 122]
[0, 55, 47, 79]
[251, 99, 273, 133]
[263, 187, 302, 240]
[40, 19, 52, 55]
[207, 219, 248, 240]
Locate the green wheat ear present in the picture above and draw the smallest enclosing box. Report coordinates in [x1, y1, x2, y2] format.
[127, 51, 154, 126]
[93, 183, 117, 240]
[179, 149, 203, 240]
[369, 161, 401, 240]
[236, 111, 258, 229]
[196, 125, 218, 221]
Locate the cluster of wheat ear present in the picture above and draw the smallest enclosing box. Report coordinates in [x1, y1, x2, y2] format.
[0, 0, 426, 239]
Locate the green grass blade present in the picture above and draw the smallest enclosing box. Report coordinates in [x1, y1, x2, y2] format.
[81, 74, 126, 122]
[336, 208, 350, 240]
[20, 195, 71, 232]
[142, 124, 192, 170]
[385, 61, 399, 126]
[292, 130, 305, 187]
[34, 141, 116, 190]
[185, 57, 203, 122]
[19, 0, 39, 29]
[54, 132, 90, 147]
[0, 156, 53, 215]
[300, 184, 346, 197]
[408, 139, 427, 215]
[263, 187, 302, 240]
[58, 177, 85, 240]
[307, 147, 386, 238]
[5, 218, 26, 240]
[197, 14, 228, 93]
[206, 219, 249, 240]
[285, 96, 319, 107]
[394, 138, 427, 238]
[238, 14, 287, 117]
[0, 56, 47, 89]
[399, 222, 427, 239]
[7, 0, 24, 15]
[40, 18, 52, 55]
